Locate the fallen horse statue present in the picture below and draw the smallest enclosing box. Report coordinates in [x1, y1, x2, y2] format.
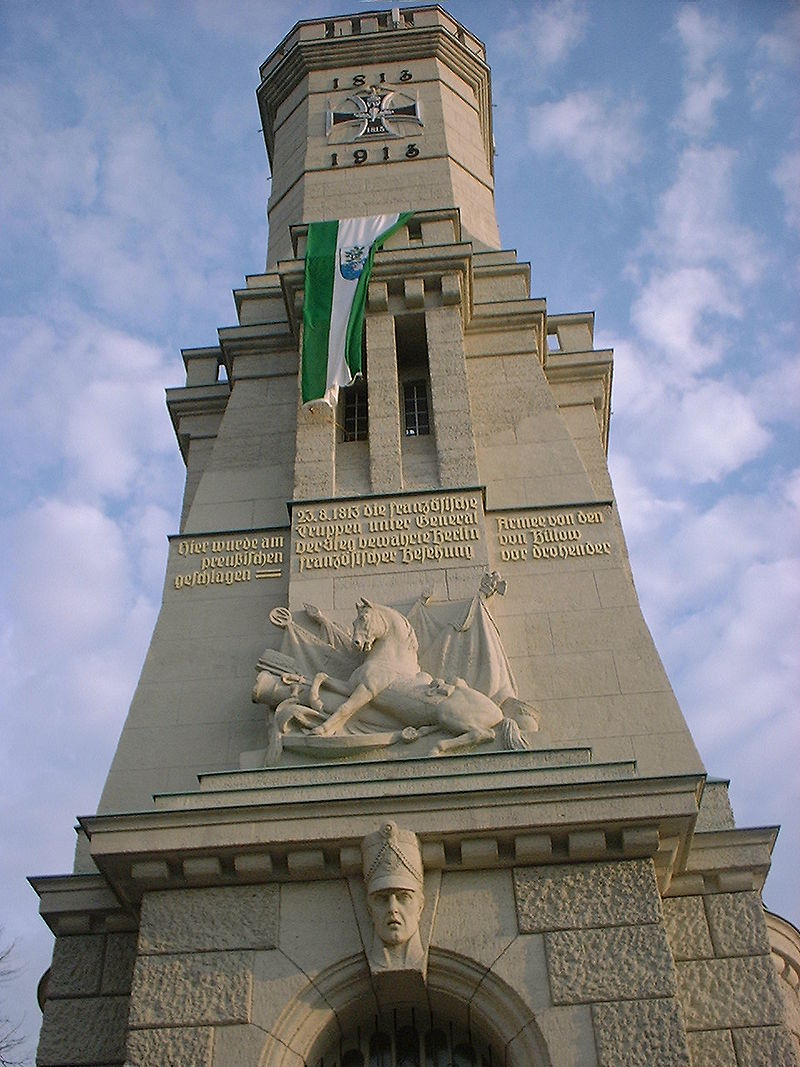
[252, 587, 539, 763]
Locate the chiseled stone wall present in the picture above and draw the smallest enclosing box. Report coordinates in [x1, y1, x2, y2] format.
[124, 879, 365, 1067]
[432, 858, 693, 1066]
[37, 931, 137, 1066]
[125, 885, 280, 1064]
[40, 868, 797, 1066]
[663, 890, 799, 1066]
[513, 859, 691, 1067]
[38, 865, 792, 1066]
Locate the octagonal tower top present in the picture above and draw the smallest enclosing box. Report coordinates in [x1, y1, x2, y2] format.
[258, 5, 501, 266]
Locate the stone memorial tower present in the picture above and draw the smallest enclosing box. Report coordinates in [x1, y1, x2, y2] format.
[32, 7, 800, 1066]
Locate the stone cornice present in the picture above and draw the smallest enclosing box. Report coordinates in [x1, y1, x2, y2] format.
[31, 764, 780, 934]
[665, 825, 779, 896]
[165, 383, 230, 464]
[215, 328, 299, 384]
[28, 873, 136, 936]
[278, 238, 475, 338]
[74, 762, 709, 911]
[544, 348, 614, 452]
[467, 298, 546, 362]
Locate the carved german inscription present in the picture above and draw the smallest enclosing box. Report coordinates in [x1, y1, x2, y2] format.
[493, 505, 613, 563]
[171, 532, 286, 590]
[292, 491, 482, 573]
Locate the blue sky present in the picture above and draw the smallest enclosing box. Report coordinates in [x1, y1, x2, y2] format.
[1, 0, 798, 1056]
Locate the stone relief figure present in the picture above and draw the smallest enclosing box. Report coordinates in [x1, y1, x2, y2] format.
[362, 822, 425, 973]
[252, 576, 540, 763]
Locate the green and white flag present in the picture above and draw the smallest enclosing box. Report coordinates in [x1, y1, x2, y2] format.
[301, 212, 413, 409]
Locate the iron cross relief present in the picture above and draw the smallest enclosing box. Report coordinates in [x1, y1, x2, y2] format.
[327, 85, 423, 140]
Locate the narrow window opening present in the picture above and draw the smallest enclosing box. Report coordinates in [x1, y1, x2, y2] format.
[395, 314, 431, 438]
[340, 335, 368, 442]
[341, 379, 368, 441]
[403, 380, 429, 436]
[407, 217, 423, 243]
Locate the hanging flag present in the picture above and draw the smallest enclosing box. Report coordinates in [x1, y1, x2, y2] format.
[301, 212, 413, 409]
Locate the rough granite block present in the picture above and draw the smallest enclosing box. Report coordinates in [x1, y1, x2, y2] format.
[139, 885, 278, 954]
[515, 860, 660, 933]
[662, 897, 714, 961]
[704, 892, 771, 958]
[592, 998, 690, 1066]
[126, 1026, 214, 1067]
[731, 1025, 799, 1067]
[128, 951, 252, 1027]
[546, 924, 675, 1004]
[695, 780, 736, 831]
[102, 932, 138, 996]
[38, 995, 130, 1065]
[676, 956, 784, 1030]
[48, 934, 105, 998]
[686, 1029, 737, 1066]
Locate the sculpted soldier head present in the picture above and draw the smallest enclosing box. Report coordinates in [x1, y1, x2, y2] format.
[362, 822, 425, 969]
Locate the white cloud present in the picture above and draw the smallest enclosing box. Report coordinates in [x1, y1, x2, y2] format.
[671, 555, 800, 747]
[612, 275, 771, 487]
[785, 468, 800, 512]
[527, 89, 644, 184]
[674, 69, 729, 140]
[672, 7, 731, 139]
[0, 49, 243, 331]
[773, 150, 800, 233]
[649, 146, 766, 284]
[614, 369, 769, 488]
[607, 451, 685, 545]
[0, 310, 178, 506]
[753, 5, 800, 69]
[675, 6, 729, 76]
[660, 380, 770, 484]
[618, 475, 800, 719]
[0, 82, 99, 219]
[630, 267, 738, 374]
[749, 343, 800, 426]
[128, 503, 175, 591]
[749, 6, 800, 111]
[5, 499, 137, 653]
[602, 336, 666, 417]
[493, 0, 589, 71]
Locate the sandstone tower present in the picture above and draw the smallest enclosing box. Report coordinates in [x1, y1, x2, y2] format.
[32, 8, 799, 1066]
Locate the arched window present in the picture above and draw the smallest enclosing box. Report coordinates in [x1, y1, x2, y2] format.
[312, 1010, 500, 1066]
[258, 952, 550, 1067]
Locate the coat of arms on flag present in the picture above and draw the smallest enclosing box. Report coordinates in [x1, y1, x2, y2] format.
[339, 244, 369, 280]
[301, 213, 414, 409]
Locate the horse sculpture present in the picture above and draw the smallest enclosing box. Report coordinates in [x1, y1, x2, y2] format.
[307, 599, 424, 736]
[284, 598, 536, 755]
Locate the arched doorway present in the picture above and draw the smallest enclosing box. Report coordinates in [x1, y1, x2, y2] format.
[259, 949, 551, 1067]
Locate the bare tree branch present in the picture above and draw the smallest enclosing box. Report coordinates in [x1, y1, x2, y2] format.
[0, 933, 30, 1067]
